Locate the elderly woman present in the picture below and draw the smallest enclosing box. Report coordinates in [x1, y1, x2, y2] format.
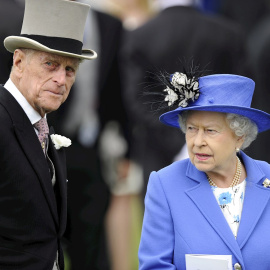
[138, 73, 270, 270]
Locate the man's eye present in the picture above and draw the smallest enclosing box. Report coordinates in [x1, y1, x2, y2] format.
[66, 67, 74, 72]
[45, 61, 57, 69]
[66, 67, 76, 77]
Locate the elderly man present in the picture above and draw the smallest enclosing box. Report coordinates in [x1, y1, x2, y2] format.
[0, 0, 96, 269]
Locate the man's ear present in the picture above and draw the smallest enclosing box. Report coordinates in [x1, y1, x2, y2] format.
[12, 49, 26, 78]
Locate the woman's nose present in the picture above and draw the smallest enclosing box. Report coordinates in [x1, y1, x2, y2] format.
[194, 130, 206, 146]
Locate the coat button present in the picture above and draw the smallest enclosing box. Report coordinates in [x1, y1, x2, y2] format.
[234, 263, 242, 270]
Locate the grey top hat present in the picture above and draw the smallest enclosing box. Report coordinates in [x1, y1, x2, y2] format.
[4, 0, 97, 60]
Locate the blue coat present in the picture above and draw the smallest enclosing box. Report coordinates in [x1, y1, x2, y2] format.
[139, 152, 270, 269]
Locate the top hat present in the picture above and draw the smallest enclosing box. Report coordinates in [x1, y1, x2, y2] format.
[4, 0, 97, 60]
[159, 73, 270, 132]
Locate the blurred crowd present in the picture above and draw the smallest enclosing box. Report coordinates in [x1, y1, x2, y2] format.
[2, 0, 270, 269]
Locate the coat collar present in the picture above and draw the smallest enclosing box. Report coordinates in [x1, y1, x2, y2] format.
[235, 153, 270, 249]
[184, 151, 270, 264]
[185, 151, 266, 185]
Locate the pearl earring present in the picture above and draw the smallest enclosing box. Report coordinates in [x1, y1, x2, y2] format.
[236, 147, 240, 152]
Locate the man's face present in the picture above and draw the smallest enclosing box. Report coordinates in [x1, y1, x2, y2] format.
[14, 49, 80, 117]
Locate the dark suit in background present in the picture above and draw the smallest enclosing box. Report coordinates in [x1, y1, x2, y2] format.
[120, 4, 246, 196]
[49, 9, 127, 270]
[219, 0, 269, 36]
[243, 14, 270, 163]
[0, 0, 23, 83]
[214, 0, 270, 162]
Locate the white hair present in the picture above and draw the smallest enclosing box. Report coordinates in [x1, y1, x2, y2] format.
[178, 111, 258, 150]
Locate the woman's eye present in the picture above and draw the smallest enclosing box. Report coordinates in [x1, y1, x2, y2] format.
[187, 126, 197, 132]
[207, 129, 217, 134]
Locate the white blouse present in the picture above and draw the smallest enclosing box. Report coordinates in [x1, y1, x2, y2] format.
[211, 180, 246, 238]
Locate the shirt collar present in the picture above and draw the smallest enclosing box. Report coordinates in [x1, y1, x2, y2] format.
[4, 78, 44, 125]
[158, 0, 198, 10]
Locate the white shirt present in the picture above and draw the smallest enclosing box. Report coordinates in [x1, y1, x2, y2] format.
[4, 79, 44, 132]
[211, 180, 247, 238]
[158, 0, 199, 10]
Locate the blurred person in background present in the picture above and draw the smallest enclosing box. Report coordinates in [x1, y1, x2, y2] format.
[104, 0, 156, 30]
[120, 0, 247, 199]
[0, 0, 23, 83]
[49, 1, 141, 269]
[243, 4, 270, 164]
[214, 0, 270, 164]
[95, 1, 155, 269]
[218, 0, 270, 38]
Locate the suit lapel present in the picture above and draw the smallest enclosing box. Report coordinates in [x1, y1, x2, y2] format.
[14, 120, 60, 227]
[185, 161, 244, 263]
[48, 127, 67, 235]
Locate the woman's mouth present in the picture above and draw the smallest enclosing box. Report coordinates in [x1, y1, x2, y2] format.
[195, 153, 211, 161]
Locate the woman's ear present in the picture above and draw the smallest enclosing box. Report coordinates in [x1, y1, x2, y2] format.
[236, 135, 245, 149]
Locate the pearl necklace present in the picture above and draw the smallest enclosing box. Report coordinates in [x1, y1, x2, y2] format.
[206, 157, 242, 187]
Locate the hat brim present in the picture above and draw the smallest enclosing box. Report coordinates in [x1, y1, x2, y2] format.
[4, 36, 97, 60]
[160, 105, 270, 133]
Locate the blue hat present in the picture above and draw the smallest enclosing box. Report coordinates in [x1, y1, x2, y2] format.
[159, 73, 270, 132]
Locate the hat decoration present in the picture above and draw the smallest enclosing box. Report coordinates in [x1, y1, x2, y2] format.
[142, 64, 204, 114]
[156, 71, 270, 133]
[164, 72, 200, 107]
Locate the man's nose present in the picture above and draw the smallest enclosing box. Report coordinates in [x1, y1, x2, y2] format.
[53, 68, 66, 86]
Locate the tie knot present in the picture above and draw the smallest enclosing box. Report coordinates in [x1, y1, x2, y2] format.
[34, 118, 49, 134]
[34, 118, 49, 153]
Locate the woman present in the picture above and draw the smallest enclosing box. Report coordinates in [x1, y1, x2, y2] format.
[139, 73, 270, 270]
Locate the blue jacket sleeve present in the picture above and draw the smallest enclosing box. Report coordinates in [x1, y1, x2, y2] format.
[138, 171, 177, 270]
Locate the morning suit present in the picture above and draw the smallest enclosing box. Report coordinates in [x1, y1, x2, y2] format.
[0, 86, 67, 270]
[121, 5, 246, 195]
[139, 152, 270, 269]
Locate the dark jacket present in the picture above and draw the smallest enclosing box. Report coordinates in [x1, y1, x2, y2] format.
[0, 86, 67, 270]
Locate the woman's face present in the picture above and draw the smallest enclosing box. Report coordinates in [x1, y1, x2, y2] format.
[185, 111, 243, 175]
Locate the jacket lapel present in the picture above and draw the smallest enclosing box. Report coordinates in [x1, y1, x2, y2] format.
[185, 161, 244, 263]
[185, 153, 270, 263]
[48, 127, 67, 235]
[236, 153, 270, 249]
[0, 88, 59, 227]
[14, 120, 60, 227]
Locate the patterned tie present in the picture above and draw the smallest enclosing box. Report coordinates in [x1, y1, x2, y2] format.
[34, 118, 49, 153]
